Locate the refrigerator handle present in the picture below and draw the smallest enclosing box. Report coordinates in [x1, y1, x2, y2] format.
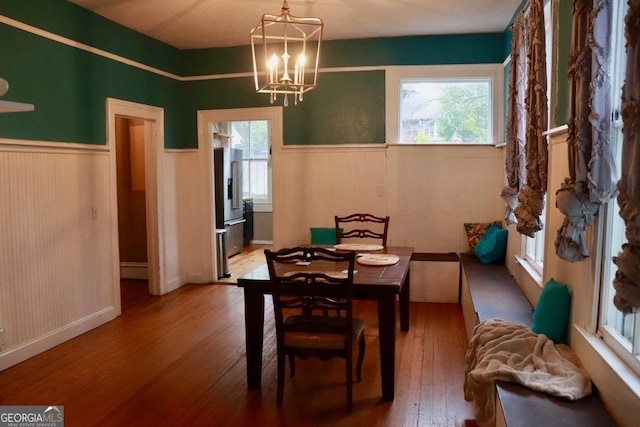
[231, 160, 241, 209]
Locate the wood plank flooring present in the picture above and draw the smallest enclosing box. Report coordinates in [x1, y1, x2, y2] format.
[0, 246, 475, 427]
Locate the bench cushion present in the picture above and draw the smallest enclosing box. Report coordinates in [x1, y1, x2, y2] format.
[496, 381, 616, 427]
[460, 253, 533, 326]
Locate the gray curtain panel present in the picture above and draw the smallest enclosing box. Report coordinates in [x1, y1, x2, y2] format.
[613, 0, 640, 313]
[555, 0, 617, 263]
[514, 0, 549, 238]
[501, 13, 527, 225]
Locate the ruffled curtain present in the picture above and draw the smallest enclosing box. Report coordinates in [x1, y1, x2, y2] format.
[501, 13, 527, 225]
[555, 0, 618, 263]
[613, 0, 640, 313]
[513, 0, 549, 237]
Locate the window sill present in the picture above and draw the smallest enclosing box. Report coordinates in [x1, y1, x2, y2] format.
[514, 255, 543, 287]
[574, 325, 640, 400]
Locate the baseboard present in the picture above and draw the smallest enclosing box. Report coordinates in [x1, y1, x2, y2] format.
[166, 276, 185, 293]
[0, 307, 120, 372]
[250, 240, 272, 245]
[120, 262, 148, 280]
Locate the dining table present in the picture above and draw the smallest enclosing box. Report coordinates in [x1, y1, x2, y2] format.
[236, 245, 413, 401]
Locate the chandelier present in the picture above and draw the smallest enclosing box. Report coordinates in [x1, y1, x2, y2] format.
[250, 1, 323, 106]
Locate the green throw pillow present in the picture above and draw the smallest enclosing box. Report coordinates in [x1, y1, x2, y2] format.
[531, 278, 571, 344]
[310, 227, 339, 245]
[474, 223, 508, 264]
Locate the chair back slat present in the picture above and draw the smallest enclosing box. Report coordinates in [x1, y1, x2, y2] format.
[335, 213, 390, 246]
[264, 246, 364, 410]
[265, 247, 355, 316]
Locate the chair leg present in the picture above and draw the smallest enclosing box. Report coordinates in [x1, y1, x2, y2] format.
[277, 352, 285, 407]
[288, 354, 296, 377]
[356, 334, 365, 382]
[346, 353, 353, 412]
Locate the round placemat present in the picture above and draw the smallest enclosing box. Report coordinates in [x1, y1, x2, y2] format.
[334, 243, 384, 251]
[357, 254, 399, 266]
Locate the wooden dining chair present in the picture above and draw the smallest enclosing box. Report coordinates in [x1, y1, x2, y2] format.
[335, 213, 390, 247]
[264, 246, 366, 411]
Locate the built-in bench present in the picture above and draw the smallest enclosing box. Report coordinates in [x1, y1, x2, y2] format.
[459, 253, 616, 427]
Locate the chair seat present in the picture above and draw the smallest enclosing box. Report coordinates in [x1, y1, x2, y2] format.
[284, 315, 365, 350]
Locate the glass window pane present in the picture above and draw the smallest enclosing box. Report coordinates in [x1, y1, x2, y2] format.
[248, 160, 269, 200]
[232, 121, 250, 153]
[399, 79, 491, 144]
[598, 0, 637, 370]
[229, 120, 271, 202]
[249, 121, 269, 158]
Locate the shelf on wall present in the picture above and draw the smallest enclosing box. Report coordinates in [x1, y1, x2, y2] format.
[0, 100, 35, 113]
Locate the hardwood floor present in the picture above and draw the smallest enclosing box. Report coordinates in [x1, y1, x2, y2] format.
[216, 243, 272, 284]
[0, 246, 475, 426]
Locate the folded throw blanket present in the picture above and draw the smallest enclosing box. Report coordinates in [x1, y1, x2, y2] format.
[464, 318, 592, 427]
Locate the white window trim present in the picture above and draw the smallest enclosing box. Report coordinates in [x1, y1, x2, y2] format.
[385, 64, 504, 145]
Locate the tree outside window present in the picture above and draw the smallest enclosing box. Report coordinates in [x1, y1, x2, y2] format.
[400, 80, 491, 144]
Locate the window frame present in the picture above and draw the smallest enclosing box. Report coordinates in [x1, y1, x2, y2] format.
[230, 120, 272, 204]
[385, 64, 503, 146]
[596, 0, 640, 376]
[523, 211, 546, 276]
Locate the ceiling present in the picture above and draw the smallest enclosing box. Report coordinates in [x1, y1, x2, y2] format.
[67, 0, 522, 50]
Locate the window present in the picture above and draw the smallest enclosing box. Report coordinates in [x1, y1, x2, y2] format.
[386, 64, 502, 145]
[399, 79, 491, 144]
[524, 204, 546, 275]
[598, 0, 639, 375]
[229, 120, 271, 203]
[519, 0, 553, 278]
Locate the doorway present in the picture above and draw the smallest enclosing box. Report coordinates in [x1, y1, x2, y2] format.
[197, 107, 282, 282]
[115, 117, 148, 280]
[107, 98, 166, 303]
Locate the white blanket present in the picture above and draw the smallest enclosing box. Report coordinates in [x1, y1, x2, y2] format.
[463, 318, 592, 427]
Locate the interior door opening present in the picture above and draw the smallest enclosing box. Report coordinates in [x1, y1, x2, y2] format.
[211, 119, 273, 278]
[197, 107, 280, 283]
[115, 116, 150, 299]
[108, 98, 165, 302]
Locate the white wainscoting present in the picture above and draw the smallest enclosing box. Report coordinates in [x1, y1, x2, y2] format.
[272, 145, 389, 248]
[271, 144, 505, 252]
[0, 140, 119, 371]
[162, 149, 206, 288]
[386, 144, 505, 253]
[410, 257, 460, 303]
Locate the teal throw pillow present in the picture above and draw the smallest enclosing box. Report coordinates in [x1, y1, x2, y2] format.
[531, 278, 571, 344]
[310, 227, 340, 245]
[474, 223, 508, 264]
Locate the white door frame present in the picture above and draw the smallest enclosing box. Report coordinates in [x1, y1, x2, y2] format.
[107, 98, 166, 296]
[197, 106, 282, 282]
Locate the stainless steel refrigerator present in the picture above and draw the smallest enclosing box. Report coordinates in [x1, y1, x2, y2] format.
[214, 147, 245, 258]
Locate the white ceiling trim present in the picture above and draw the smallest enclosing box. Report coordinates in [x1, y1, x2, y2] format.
[0, 14, 181, 80]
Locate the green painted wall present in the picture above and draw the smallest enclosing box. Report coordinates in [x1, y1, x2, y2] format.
[284, 71, 385, 145]
[182, 34, 506, 76]
[0, 0, 182, 75]
[0, 21, 184, 146]
[0, 0, 509, 149]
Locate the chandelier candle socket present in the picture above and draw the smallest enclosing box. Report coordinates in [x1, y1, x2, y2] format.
[251, 1, 323, 106]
